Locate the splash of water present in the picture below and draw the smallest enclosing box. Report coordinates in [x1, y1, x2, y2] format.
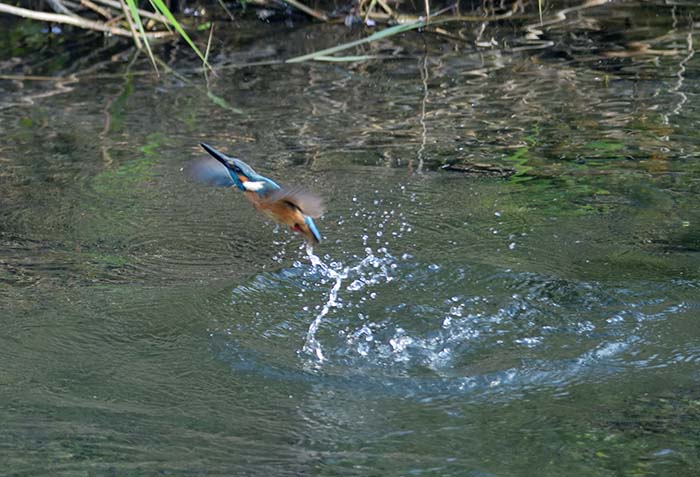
[302, 243, 341, 362]
[301, 243, 394, 364]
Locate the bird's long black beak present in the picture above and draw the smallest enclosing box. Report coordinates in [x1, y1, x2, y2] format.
[200, 143, 230, 168]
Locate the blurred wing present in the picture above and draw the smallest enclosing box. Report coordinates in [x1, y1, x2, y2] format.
[265, 186, 325, 218]
[185, 158, 235, 187]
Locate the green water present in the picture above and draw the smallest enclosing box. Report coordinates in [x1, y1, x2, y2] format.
[1, 2, 700, 475]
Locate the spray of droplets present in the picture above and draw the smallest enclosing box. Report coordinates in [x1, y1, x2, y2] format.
[301, 242, 396, 364]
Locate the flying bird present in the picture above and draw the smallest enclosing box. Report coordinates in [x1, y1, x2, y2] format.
[188, 143, 324, 243]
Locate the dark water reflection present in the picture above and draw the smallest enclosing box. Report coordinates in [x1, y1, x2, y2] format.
[2, 1, 700, 475]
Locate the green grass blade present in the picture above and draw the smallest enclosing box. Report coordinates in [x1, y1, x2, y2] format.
[286, 20, 425, 63]
[206, 91, 244, 114]
[125, 0, 159, 73]
[149, 0, 209, 67]
[313, 55, 382, 62]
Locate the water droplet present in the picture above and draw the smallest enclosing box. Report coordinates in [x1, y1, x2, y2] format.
[347, 280, 364, 291]
[607, 314, 625, 324]
[515, 337, 542, 347]
[449, 305, 463, 317]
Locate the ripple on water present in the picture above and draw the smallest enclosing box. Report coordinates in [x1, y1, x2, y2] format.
[207, 245, 697, 400]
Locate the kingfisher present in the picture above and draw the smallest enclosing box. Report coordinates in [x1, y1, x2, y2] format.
[187, 143, 324, 243]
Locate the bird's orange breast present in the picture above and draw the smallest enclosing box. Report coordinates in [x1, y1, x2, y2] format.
[245, 193, 304, 227]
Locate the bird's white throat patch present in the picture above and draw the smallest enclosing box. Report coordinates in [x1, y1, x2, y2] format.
[242, 181, 265, 192]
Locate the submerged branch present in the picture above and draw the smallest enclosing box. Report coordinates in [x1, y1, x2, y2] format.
[46, 0, 77, 16]
[0, 2, 171, 38]
[280, 0, 328, 21]
[79, 0, 112, 19]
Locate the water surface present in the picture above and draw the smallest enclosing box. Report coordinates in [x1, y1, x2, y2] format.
[1, 1, 700, 475]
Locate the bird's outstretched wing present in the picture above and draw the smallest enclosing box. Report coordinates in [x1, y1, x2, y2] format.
[264, 186, 325, 218]
[185, 158, 236, 187]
